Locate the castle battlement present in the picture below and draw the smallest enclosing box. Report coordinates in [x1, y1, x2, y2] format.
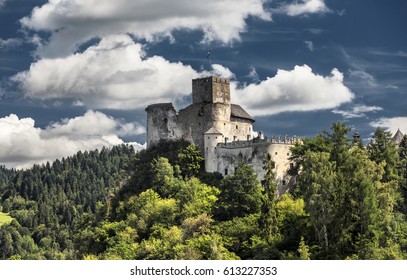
[193, 76, 230, 85]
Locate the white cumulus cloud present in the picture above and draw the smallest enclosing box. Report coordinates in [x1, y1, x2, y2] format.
[274, 0, 330, 16]
[370, 117, 407, 135]
[21, 0, 271, 57]
[13, 35, 200, 110]
[232, 64, 354, 116]
[0, 111, 145, 169]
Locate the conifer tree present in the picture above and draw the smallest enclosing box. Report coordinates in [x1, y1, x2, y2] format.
[259, 154, 279, 243]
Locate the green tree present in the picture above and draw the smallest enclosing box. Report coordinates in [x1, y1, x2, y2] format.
[367, 128, 400, 182]
[215, 163, 263, 221]
[176, 178, 220, 219]
[176, 144, 204, 179]
[398, 135, 407, 213]
[258, 154, 279, 243]
[299, 151, 337, 254]
[151, 157, 179, 198]
[297, 236, 311, 260]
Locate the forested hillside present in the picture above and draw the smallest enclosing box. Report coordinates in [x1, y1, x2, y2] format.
[0, 122, 406, 260]
[0, 145, 135, 259]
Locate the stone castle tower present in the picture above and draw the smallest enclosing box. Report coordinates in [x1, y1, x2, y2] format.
[146, 76, 297, 194]
[146, 76, 255, 153]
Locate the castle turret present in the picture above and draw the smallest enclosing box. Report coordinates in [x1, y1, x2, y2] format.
[392, 128, 404, 146]
[204, 127, 223, 173]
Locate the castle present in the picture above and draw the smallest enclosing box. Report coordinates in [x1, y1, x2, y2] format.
[146, 76, 297, 193]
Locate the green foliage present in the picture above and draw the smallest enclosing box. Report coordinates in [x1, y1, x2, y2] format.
[124, 140, 191, 197]
[176, 144, 204, 179]
[0, 145, 135, 259]
[367, 128, 400, 182]
[259, 154, 279, 243]
[0, 212, 13, 226]
[290, 122, 407, 259]
[1, 125, 406, 260]
[297, 236, 311, 260]
[176, 178, 220, 219]
[215, 163, 263, 221]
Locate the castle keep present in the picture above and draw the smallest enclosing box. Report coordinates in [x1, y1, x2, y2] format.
[146, 76, 297, 193]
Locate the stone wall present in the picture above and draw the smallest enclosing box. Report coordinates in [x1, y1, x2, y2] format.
[145, 103, 181, 147]
[213, 140, 296, 194]
[192, 77, 230, 104]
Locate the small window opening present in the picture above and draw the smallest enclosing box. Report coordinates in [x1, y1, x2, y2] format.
[275, 152, 278, 155]
[225, 168, 228, 176]
[282, 180, 286, 186]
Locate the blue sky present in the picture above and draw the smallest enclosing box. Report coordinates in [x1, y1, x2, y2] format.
[0, 0, 406, 168]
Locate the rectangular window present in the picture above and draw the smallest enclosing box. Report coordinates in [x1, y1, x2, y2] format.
[225, 168, 228, 176]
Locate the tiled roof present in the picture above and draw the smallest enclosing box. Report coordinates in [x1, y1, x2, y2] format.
[231, 104, 255, 122]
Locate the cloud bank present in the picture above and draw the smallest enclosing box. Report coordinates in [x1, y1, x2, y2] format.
[0, 111, 145, 169]
[21, 0, 271, 57]
[233, 65, 354, 116]
[14, 49, 354, 116]
[13, 35, 200, 110]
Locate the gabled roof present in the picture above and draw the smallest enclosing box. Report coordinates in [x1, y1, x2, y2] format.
[205, 127, 223, 135]
[392, 129, 404, 145]
[231, 104, 255, 122]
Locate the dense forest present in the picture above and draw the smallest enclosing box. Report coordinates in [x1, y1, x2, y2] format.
[0, 122, 406, 260]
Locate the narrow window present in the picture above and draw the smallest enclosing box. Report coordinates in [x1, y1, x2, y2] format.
[275, 152, 278, 155]
[282, 180, 286, 186]
[290, 163, 294, 169]
[236, 125, 238, 129]
[225, 168, 228, 176]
